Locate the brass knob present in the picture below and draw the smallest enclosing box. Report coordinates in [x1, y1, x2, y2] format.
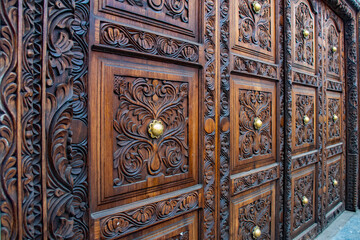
[333, 179, 338, 186]
[253, 117, 263, 130]
[332, 46, 337, 53]
[333, 114, 338, 122]
[302, 196, 309, 206]
[303, 29, 310, 39]
[148, 120, 164, 139]
[303, 115, 310, 125]
[252, 1, 262, 13]
[252, 226, 261, 239]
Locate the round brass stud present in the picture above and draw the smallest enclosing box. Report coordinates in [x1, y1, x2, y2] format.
[303, 29, 310, 39]
[302, 196, 309, 206]
[303, 115, 310, 125]
[254, 117, 263, 130]
[148, 120, 164, 139]
[252, 1, 262, 13]
[333, 179, 338, 186]
[332, 46, 337, 53]
[333, 114, 338, 122]
[252, 226, 261, 239]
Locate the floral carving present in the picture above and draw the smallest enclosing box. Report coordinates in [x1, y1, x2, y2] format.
[327, 161, 340, 207]
[292, 151, 317, 171]
[234, 56, 277, 79]
[117, 0, 189, 23]
[100, 192, 198, 239]
[326, 144, 343, 158]
[233, 165, 278, 194]
[100, 23, 199, 62]
[238, 0, 272, 52]
[113, 76, 189, 186]
[327, 25, 340, 75]
[294, 2, 314, 66]
[293, 72, 317, 86]
[295, 94, 314, 147]
[327, 80, 343, 92]
[328, 98, 340, 140]
[238, 194, 272, 239]
[238, 90, 272, 160]
[292, 172, 314, 231]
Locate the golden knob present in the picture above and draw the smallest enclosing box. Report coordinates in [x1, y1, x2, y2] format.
[332, 46, 337, 53]
[303, 115, 310, 125]
[253, 117, 263, 130]
[302, 196, 309, 206]
[333, 179, 338, 186]
[252, 226, 261, 239]
[333, 114, 338, 122]
[252, 1, 262, 13]
[303, 29, 310, 39]
[148, 120, 164, 139]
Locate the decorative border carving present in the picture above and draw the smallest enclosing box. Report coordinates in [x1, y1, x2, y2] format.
[291, 151, 318, 171]
[326, 144, 343, 158]
[327, 80, 343, 92]
[99, 23, 199, 63]
[233, 56, 278, 79]
[99, 191, 199, 239]
[232, 164, 279, 195]
[293, 71, 318, 87]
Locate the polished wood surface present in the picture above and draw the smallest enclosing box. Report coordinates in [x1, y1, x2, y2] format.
[0, 0, 359, 239]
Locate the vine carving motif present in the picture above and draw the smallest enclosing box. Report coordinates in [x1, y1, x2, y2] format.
[238, 194, 272, 239]
[294, 2, 314, 66]
[100, 23, 199, 62]
[100, 192, 198, 239]
[238, 90, 272, 160]
[113, 76, 189, 186]
[116, 0, 189, 23]
[295, 94, 314, 147]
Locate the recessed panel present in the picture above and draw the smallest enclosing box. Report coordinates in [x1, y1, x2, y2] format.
[326, 155, 342, 212]
[326, 92, 342, 144]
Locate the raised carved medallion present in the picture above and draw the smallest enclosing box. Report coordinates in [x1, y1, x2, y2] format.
[112, 76, 189, 187]
[328, 98, 340, 140]
[238, 194, 272, 239]
[100, 23, 199, 62]
[294, 2, 314, 66]
[238, 89, 272, 161]
[295, 94, 314, 147]
[116, 0, 189, 23]
[238, 0, 272, 52]
[100, 191, 199, 239]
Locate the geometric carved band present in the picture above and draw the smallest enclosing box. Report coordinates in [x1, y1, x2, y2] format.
[326, 143, 343, 158]
[233, 56, 278, 80]
[291, 150, 318, 171]
[327, 80, 343, 92]
[293, 71, 318, 87]
[98, 189, 200, 239]
[231, 163, 279, 195]
[99, 22, 199, 63]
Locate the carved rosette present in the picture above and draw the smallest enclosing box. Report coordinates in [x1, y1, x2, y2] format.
[238, 0, 272, 52]
[100, 192, 198, 239]
[327, 161, 340, 207]
[292, 173, 314, 231]
[294, 2, 314, 66]
[328, 98, 340, 140]
[295, 94, 314, 147]
[238, 90, 272, 160]
[112, 77, 189, 186]
[238, 194, 272, 239]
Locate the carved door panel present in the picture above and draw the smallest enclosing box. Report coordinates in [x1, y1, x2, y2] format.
[89, 1, 205, 239]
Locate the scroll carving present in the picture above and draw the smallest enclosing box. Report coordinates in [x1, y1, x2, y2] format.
[234, 56, 277, 79]
[295, 94, 314, 147]
[294, 2, 314, 66]
[327, 161, 340, 206]
[238, 0, 272, 52]
[117, 0, 189, 23]
[100, 192, 199, 239]
[292, 152, 318, 171]
[233, 165, 278, 195]
[112, 76, 189, 186]
[238, 194, 272, 239]
[328, 98, 340, 140]
[293, 72, 317, 86]
[238, 90, 272, 161]
[327, 25, 340, 75]
[100, 23, 199, 62]
[292, 172, 314, 231]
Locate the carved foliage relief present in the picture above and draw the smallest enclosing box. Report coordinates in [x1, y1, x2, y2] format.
[294, 2, 314, 67]
[294, 94, 314, 148]
[116, 0, 189, 23]
[327, 25, 340, 75]
[328, 98, 340, 140]
[292, 172, 314, 232]
[113, 76, 189, 187]
[238, 0, 272, 52]
[327, 161, 340, 207]
[238, 89, 272, 161]
[238, 194, 272, 239]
